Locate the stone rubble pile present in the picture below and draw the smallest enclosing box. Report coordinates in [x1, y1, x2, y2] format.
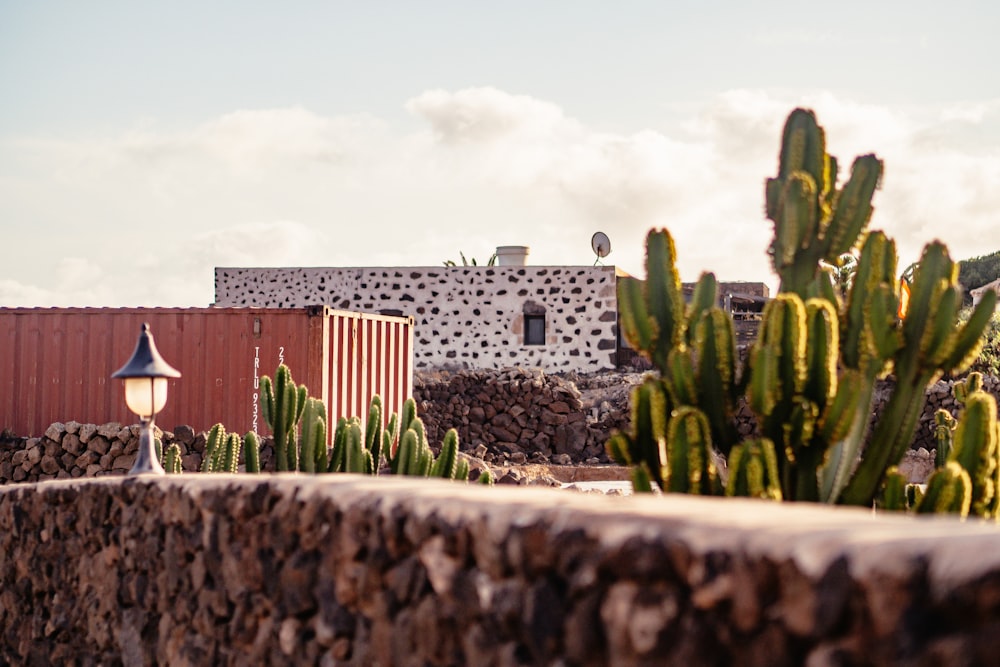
[0, 421, 277, 484]
[414, 368, 608, 466]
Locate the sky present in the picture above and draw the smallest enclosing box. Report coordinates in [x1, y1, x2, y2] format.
[1, 1, 998, 307]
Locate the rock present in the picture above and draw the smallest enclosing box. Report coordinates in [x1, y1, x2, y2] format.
[173, 425, 196, 445]
[44, 423, 66, 443]
[62, 433, 83, 455]
[89, 436, 111, 455]
[78, 423, 98, 443]
[97, 422, 122, 439]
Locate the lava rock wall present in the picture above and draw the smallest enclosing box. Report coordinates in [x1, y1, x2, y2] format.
[2, 476, 1000, 665]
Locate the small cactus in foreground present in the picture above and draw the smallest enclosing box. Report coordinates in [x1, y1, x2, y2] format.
[163, 443, 182, 474]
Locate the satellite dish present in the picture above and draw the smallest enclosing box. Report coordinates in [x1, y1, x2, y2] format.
[591, 232, 611, 265]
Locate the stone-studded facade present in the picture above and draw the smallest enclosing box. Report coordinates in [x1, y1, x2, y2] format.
[215, 266, 620, 373]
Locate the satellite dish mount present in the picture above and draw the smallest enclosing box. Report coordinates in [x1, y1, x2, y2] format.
[591, 232, 611, 266]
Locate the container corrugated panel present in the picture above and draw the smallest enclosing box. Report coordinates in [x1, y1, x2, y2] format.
[0, 307, 413, 440]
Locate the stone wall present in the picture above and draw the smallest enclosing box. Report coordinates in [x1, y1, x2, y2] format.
[415, 368, 612, 466]
[3, 476, 1000, 665]
[214, 266, 620, 373]
[0, 421, 276, 484]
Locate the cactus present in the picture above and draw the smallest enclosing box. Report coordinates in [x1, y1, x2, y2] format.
[664, 407, 720, 495]
[344, 421, 373, 474]
[605, 378, 669, 490]
[298, 397, 328, 474]
[610, 107, 998, 506]
[839, 244, 997, 505]
[725, 439, 781, 500]
[328, 416, 351, 472]
[916, 462, 972, 516]
[163, 443, 182, 474]
[934, 409, 957, 468]
[201, 423, 226, 473]
[946, 385, 999, 518]
[430, 429, 459, 479]
[154, 436, 163, 465]
[879, 467, 909, 511]
[244, 432, 261, 473]
[260, 364, 305, 472]
[366, 396, 383, 466]
[223, 432, 242, 473]
[765, 108, 882, 299]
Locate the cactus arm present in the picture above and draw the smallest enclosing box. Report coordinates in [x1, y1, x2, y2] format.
[455, 457, 470, 482]
[223, 433, 242, 473]
[839, 369, 933, 505]
[329, 417, 349, 472]
[664, 407, 718, 495]
[824, 155, 883, 259]
[365, 395, 383, 463]
[201, 423, 225, 473]
[643, 229, 685, 369]
[950, 391, 999, 518]
[164, 443, 182, 475]
[260, 376, 274, 430]
[685, 273, 718, 347]
[396, 429, 418, 475]
[431, 429, 459, 479]
[617, 277, 658, 358]
[244, 432, 261, 473]
[692, 308, 739, 455]
[630, 463, 656, 493]
[916, 462, 971, 516]
[880, 468, 909, 512]
[817, 371, 873, 503]
[344, 422, 366, 473]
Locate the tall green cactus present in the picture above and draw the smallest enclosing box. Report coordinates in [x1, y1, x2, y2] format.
[611, 107, 998, 506]
[260, 364, 306, 472]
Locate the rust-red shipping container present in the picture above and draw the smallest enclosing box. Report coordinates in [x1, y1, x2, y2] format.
[0, 306, 414, 439]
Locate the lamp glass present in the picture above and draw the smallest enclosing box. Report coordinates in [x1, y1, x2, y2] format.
[123, 377, 169, 418]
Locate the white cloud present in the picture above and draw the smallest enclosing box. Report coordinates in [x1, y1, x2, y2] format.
[2, 88, 999, 306]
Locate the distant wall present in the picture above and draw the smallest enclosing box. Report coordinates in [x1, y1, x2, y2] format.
[3, 476, 1000, 665]
[214, 266, 620, 373]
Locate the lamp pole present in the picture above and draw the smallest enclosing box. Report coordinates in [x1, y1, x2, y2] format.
[112, 323, 182, 475]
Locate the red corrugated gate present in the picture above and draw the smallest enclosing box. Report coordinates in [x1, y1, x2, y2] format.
[0, 307, 413, 439]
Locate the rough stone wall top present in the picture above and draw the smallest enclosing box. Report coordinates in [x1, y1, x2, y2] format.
[4, 476, 1000, 665]
[215, 266, 620, 373]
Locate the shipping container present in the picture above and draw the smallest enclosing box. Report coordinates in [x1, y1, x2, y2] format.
[0, 307, 414, 440]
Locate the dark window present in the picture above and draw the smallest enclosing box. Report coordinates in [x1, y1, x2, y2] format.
[525, 315, 546, 345]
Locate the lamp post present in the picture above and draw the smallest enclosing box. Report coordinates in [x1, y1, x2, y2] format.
[112, 323, 181, 475]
